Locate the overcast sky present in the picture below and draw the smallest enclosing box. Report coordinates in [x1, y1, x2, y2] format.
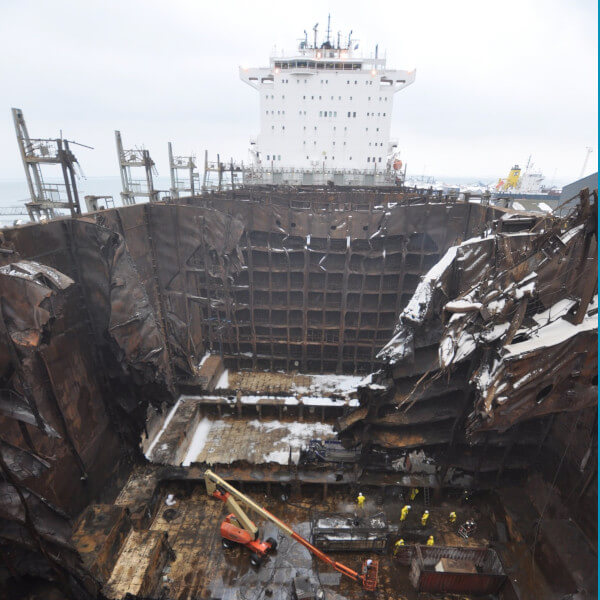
[0, 0, 597, 184]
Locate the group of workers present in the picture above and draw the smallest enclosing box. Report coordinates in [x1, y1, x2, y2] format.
[400, 504, 451, 525]
[356, 489, 462, 554]
[393, 535, 435, 554]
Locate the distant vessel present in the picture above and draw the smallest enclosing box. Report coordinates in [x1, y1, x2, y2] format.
[493, 158, 561, 199]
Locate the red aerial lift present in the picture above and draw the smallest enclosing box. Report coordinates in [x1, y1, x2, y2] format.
[204, 469, 378, 591]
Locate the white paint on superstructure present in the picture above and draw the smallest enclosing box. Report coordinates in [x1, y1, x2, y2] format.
[240, 26, 415, 172]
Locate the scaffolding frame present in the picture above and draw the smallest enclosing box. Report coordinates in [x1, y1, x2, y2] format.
[168, 142, 199, 199]
[84, 195, 115, 212]
[12, 107, 83, 221]
[202, 151, 244, 192]
[115, 130, 159, 205]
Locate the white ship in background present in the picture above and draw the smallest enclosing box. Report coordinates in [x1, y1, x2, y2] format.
[404, 157, 562, 214]
[240, 16, 415, 186]
[490, 158, 561, 213]
[493, 157, 560, 197]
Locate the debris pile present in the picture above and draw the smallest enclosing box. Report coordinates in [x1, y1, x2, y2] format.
[338, 190, 597, 496]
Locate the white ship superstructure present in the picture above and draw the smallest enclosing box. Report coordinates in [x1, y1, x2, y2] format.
[240, 21, 415, 185]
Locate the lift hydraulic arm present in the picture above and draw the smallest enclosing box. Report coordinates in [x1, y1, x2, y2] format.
[204, 469, 377, 590]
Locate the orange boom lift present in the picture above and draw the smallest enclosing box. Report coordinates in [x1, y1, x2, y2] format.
[204, 469, 378, 590]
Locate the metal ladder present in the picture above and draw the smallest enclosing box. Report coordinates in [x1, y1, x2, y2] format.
[423, 487, 431, 508]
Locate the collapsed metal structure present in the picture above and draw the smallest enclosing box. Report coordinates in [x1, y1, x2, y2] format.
[0, 186, 596, 597]
[338, 190, 597, 497]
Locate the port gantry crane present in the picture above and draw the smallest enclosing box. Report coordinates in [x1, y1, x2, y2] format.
[204, 470, 379, 591]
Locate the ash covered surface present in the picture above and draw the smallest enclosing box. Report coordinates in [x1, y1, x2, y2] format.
[0, 187, 596, 598]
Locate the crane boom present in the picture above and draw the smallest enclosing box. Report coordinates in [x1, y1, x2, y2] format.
[204, 470, 377, 589]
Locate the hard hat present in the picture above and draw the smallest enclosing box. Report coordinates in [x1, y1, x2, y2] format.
[407, 505, 411, 509]
[424, 510, 429, 514]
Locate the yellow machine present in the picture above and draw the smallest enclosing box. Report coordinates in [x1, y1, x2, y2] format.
[496, 165, 521, 191]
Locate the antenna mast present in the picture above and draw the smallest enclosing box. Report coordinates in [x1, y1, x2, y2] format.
[313, 23, 318, 48]
[326, 14, 331, 44]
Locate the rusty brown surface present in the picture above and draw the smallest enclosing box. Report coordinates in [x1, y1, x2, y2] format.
[92, 196, 506, 376]
[0, 186, 596, 597]
[71, 504, 132, 583]
[337, 190, 597, 503]
[0, 222, 173, 597]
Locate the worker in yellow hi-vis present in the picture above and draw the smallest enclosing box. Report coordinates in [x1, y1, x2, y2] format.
[449, 511, 457, 523]
[357, 492, 365, 509]
[409, 487, 419, 501]
[393, 539, 405, 555]
[421, 510, 430, 526]
[400, 504, 411, 522]
[426, 535, 434, 546]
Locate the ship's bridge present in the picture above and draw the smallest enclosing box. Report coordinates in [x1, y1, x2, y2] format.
[239, 23, 416, 174]
[241, 54, 414, 91]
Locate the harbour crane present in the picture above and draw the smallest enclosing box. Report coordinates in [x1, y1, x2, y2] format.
[204, 469, 378, 590]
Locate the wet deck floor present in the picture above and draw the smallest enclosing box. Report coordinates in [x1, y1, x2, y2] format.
[105, 479, 500, 600]
[72, 462, 600, 600]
